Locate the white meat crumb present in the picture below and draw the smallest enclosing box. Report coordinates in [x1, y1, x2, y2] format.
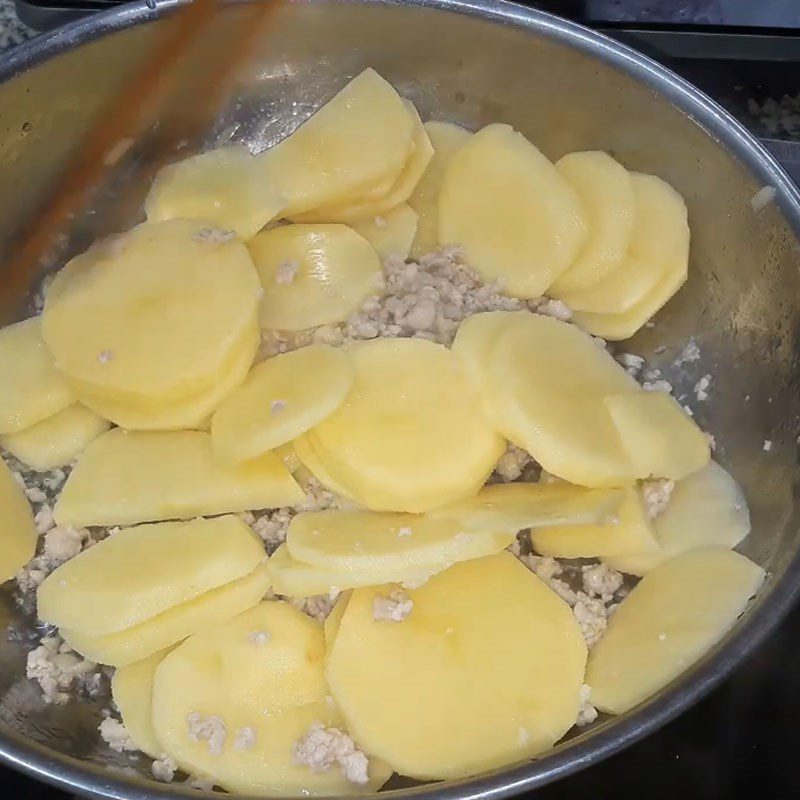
[641, 378, 674, 393]
[151, 754, 178, 783]
[694, 374, 712, 402]
[26, 636, 96, 705]
[248, 630, 270, 645]
[42, 525, 84, 562]
[519, 555, 576, 604]
[573, 594, 609, 648]
[99, 718, 137, 752]
[616, 352, 645, 375]
[34, 504, 55, 534]
[24, 485, 47, 503]
[674, 338, 701, 366]
[764, 439, 773, 452]
[185, 774, 215, 791]
[270, 399, 287, 414]
[576, 684, 598, 727]
[187, 712, 227, 755]
[536, 298, 573, 321]
[292, 594, 336, 622]
[276, 260, 300, 284]
[641, 478, 675, 519]
[234, 726, 257, 751]
[494, 443, 533, 482]
[293, 722, 370, 785]
[372, 587, 413, 622]
[582, 564, 624, 601]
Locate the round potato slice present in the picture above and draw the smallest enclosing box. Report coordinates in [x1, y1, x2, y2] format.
[351, 204, 418, 261]
[586, 548, 764, 715]
[293, 434, 363, 505]
[438, 123, 586, 298]
[550, 151, 635, 295]
[311, 338, 505, 512]
[327, 553, 587, 780]
[151, 602, 391, 796]
[0, 458, 37, 583]
[249, 224, 382, 331]
[42, 219, 261, 405]
[485, 314, 641, 487]
[211, 345, 353, 463]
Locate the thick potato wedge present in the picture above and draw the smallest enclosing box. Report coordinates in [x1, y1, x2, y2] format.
[249, 224, 382, 331]
[0, 458, 37, 583]
[438, 123, 586, 297]
[54, 429, 303, 528]
[351, 204, 418, 260]
[38, 515, 265, 635]
[0, 317, 75, 434]
[327, 553, 587, 779]
[586, 548, 764, 714]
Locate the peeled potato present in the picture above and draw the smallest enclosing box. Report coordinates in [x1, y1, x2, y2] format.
[0, 458, 37, 583]
[38, 515, 264, 636]
[42, 219, 261, 405]
[327, 553, 587, 779]
[532, 486, 659, 564]
[144, 145, 285, 239]
[54, 429, 303, 528]
[351, 204, 418, 260]
[151, 602, 391, 796]
[310, 338, 505, 512]
[324, 593, 351, 649]
[587, 548, 764, 714]
[259, 68, 414, 216]
[0, 404, 110, 472]
[438, 123, 586, 297]
[211, 345, 353, 463]
[249, 224, 382, 331]
[112, 648, 173, 756]
[550, 151, 635, 295]
[556, 173, 690, 314]
[287, 510, 513, 575]
[431, 481, 624, 533]
[485, 314, 640, 487]
[605, 392, 710, 480]
[62, 565, 270, 667]
[0, 317, 75, 434]
[293, 434, 362, 505]
[409, 121, 471, 258]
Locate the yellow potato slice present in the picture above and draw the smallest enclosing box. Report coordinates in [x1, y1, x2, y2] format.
[409, 120, 472, 258]
[605, 392, 710, 480]
[327, 553, 587, 779]
[532, 486, 659, 563]
[260, 68, 414, 216]
[211, 345, 353, 463]
[287, 510, 513, 575]
[151, 601, 391, 796]
[249, 224, 382, 331]
[293, 434, 363, 505]
[62, 565, 271, 667]
[431, 481, 624, 533]
[324, 593, 351, 649]
[586, 548, 764, 714]
[42, 219, 261, 405]
[0, 405, 110, 472]
[485, 314, 640, 487]
[311, 338, 505, 512]
[274, 442, 302, 474]
[0, 317, 75, 434]
[438, 123, 586, 297]
[550, 151, 635, 295]
[350, 204, 418, 260]
[556, 173, 690, 314]
[0, 458, 37, 583]
[144, 145, 285, 239]
[54, 429, 303, 527]
[38, 515, 264, 635]
[112, 648, 173, 756]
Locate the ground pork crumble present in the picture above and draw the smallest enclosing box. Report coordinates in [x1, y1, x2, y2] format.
[26, 635, 98, 705]
[641, 478, 675, 520]
[293, 722, 370, 785]
[187, 712, 228, 755]
[99, 717, 137, 752]
[372, 587, 413, 622]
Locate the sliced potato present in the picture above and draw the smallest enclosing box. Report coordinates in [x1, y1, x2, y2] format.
[259, 68, 414, 216]
[62, 565, 270, 667]
[0, 458, 37, 583]
[212, 345, 353, 463]
[431, 481, 624, 533]
[327, 553, 587, 779]
[311, 338, 504, 512]
[350, 204, 418, 260]
[293, 434, 362, 505]
[42, 219, 261, 405]
[485, 314, 640, 487]
[54, 429, 303, 528]
[586, 548, 764, 714]
[0, 317, 75, 434]
[38, 515, 264, 636]
[287, 510, 513, 575]
[112, 648, 173, 756]
[532, 486, 659, 564]
[144, 145, 285, 239]
[274, 443, 302, 474]
[438, 123, 586, 297]
[556, 173, 689, 314]
[550, 151, 635, 295]
[151, 601, 391, 796]
[0, 404, 110, 472]
[409, 121, 472, 258]
[249, 224, 382, 331]
[605, 391, 710, 480]
[324, 593, 351, 648]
